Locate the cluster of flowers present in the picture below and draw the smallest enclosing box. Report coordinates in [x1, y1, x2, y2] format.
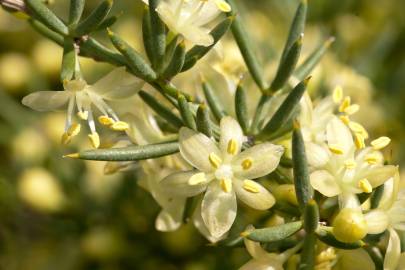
[12, 0, 404, 269]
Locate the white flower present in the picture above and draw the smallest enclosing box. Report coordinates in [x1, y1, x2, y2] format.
[364, 171, 404, 270]
[240, 225, 300, 270]
[143, 0, 231, 46]
[161, 116, 283, 240]
[22, 67, 144, 148]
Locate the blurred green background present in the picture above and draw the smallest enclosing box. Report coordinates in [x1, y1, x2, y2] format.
[0, 0, 404, 269]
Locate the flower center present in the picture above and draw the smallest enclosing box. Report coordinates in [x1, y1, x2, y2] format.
[215, 165, 233, 180]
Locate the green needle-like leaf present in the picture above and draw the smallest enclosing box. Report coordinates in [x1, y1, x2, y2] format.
[60, 37, 76, 82]
[69, 0, 85, 25]
[177, 95, 196, 130]
[196, 104, 213, 137]
[243, 221, 302, 243]
[80, 37, 127, 66]
[139, 90, 183, 129]
[258, 77, 309, 139]
[66, 141, 179, 161]
[162, 41, 186, 79]
[316, 226, 365, 250]
[202, 80, 226, 122]
[25, 0, 69, 35]
[292, 121, 313, 210]
[303, 200, 319, 233]
[299, 233, 316, 270]
[148, 0, 166, 72]
[182, 16, 233, 72]
[142, 7, 154, 65]
[29, 19, 63, 46]
[108, 29, 157, 82]
[75, 0, 113, 35]
[235, 83, 249, 133]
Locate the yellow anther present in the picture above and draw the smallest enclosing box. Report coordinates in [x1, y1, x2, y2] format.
[242, 179, 260, 193]
[110, 121, 130, 131]
[215, 0, 231, 12]
[358, 178, 372, 193]
[339, 115, 350, 125]
[77, 111, 88, 120]
[365, 153, 380, 165]
[328, 144, 344, 155]
[188, 172, 207, 185]
[88, 132, 100, 148]
[227, 139, 238, 155]
[209, 152, 222, 168]
[241, 158, 253, 170]
[67, 123, 81, 137]
[316, 247, 336, 264]
[333, 86, 343, 103]
[344, 104, 360, 115]
[354, 133, 366, 149]
[344, 159, 356, 170]
[98, 115, 114, 126]
[339, 96, 351, 113]
[348, 121, 369, 139]
[371, 136, 391, 150]
[61, 132, 71, 145]
[220, 178, 232, 193]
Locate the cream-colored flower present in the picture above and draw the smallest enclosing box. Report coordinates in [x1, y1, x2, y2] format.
[143, 0, 231, 46]
[161, 117, 283, 240]
[22, 67, 143, 148]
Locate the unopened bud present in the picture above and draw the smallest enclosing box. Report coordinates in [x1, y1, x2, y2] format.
[332, 208, 367, 243]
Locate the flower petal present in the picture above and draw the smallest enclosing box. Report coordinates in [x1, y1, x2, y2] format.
[179, 127, 220, 172]
[91, 67, 144, 100]
[310, 170, 341, 197]
[326, 116, 354, 154]
[234, 179, 275, 210]
[155, 208, 183, 232]
[232, 143, 284, 179]
[364, 210, 389, 234]
[22, 91, 71, 112]
[305, 142, 330, 168]
[201, 182, 237, 238]
[193, 202, 227, 243]
[361, 165, 398, 188]
[160, 170, 207, 197]
[384, 228, 401, 270]
[219, 116, 244, 156]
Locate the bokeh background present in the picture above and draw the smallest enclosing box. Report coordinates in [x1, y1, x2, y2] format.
[0, 0, 404, 269]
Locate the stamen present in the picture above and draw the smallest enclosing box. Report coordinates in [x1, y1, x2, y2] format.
[333, 86, 343, 103]
[365, 153, 379, 165]
[328, 144, 344, 155]
[348, 121, 369, 139]
[88, 132, 100, 148]
[339, 96, 351, 113]
[241, 158, 253, 170]
[220, 178, 232, 193]
[227, 139, 238, 155]
[67, 123, 81, 137]
[110, 121, 130, 131]
[344, 104, 360, 115]
[344, 159, 356, 170]
[77, 111, 88, 120]
[215, 0, 231, 12]
[188, 172, 207, 185]
[242, 180, 260, 193]
[354, 134, 365, 149]
[358, 178, 372, 193]
[98, 115, 114, 126]
[371, 136, 391, 150]
[339, 115, 350, 125]
[209, 152, 222, 169]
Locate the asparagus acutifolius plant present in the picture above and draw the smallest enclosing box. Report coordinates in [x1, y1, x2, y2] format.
[1, 0, 403, 269]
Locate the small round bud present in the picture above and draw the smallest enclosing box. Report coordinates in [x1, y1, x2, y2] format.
[332, 208, 367, 243]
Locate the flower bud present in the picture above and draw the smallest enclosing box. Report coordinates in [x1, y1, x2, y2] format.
[332, 208, 367, 243]
[273, 184, 298, 206]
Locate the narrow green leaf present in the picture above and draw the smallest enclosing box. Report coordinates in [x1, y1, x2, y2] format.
[370, 184, 385, 209]
[293, 37, 335, 81]
[303, 199, 319, 233]
[67, 141, 179, 161]
[177, 95, 196, 130]
[163, 35, 180, 68]
[148, 0, 166, 72]
[25, 0, 69, 35]
[235, 83, 249, 133]
[182, 16, 233, 72]
[108, 29, 157, 82]
[202, 80, 226, 122]
[269, 35, 303, 93]
[243, 221, 302, 243]
[139, 90, 183, 129]
[95, 15, 119, 31]
[292, 121, 313, 210]
[69, 0, 85, 25]
[280, 0, 307, 62]
[154, 81, 193, 102]
[162, 41, 186, 79]
[250, 95, 271, 134]
[29, 19, 64, 46]
[142, 7, 154, 64]
[226, 0, 266, 90]
[75, 0, 113, 35]
[196, 104, 213, 137]
[80, 37, 127, 66]
[316, 226, 365, 249]
[60, 37, 76, 82]
[299, 233, 316, 270]
[364, 246, 384, 270]
[258, 77, 310, 139]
